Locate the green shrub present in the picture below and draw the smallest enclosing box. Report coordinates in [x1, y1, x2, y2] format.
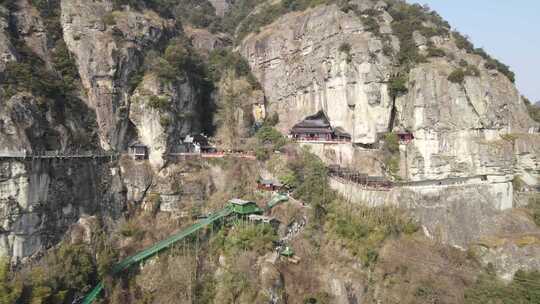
[448, 65, 480, 84]
[52, 40, 80, 91]
[234, 0, 337, 43]
[265, 112, 280, 126]
[7, 243, 100, 303]
[147, 95, 171, 111]
[383, 133, 400, 154]
[338, 42, 351, 53]
[159, 116, 171, 128]
[326, 200, 418, 267]
[387, 2, 443, 69]
[211, 222, 277, 256]
[303, 292, 331, 304]
[452, 32, 515, 83]
[0, 258, 22, 304]
[426, 47, 445, 57]
[382, 133, 401, 177]
[360, 15, 380, 36]
[388, 74, 408, 99]
[448, 68, 466, 83]
[452, 31, 474, 52]
[119, 220, 146, 240]
[102, 12, 116, 26]
[523, 95, 540, 122]
[465, 65, 480, 77]
[382, 43, 394, 56]
[338, 42, 353, 62]
[255, 126, 287, 149]
[289, 148, 333, 206]
[208, 49, 259, 88]
[528, 194, 540, 227]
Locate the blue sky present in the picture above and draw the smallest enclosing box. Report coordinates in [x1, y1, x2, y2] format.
[407, 0, 540, 102]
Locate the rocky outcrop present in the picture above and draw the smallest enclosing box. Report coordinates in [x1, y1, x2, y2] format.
[130, 74, 197, 167]
[299, 142, 384, 176]
[0, 5, 17, 72]
[0, 93, 45, 151]
[472, 230, 540, 281]
[240, 4, 394, 145]
[208, 0, 233, 17]
[185, 26, 228, 54]
[398, 53, 535, 179]
[330, 177, 517, 247]
[514, 135, 540, 187]
[13, 0, 51, 66]
[61, 0, 175, 149]
[0, 158, 122, 261]
[239, 3, 537, 182]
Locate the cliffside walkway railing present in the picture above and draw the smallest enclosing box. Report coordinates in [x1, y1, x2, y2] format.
[81, 194, 289, 304]
[328, 165, 496, 190]
[0, 150, 119, 160]
[166, 151, 257, 160]
[293, 138, 351, 145]
[327, 166, 393, 190]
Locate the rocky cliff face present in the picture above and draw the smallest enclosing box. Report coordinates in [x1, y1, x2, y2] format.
[61, 0, 171, 150]
[0, 158, 123, 260]
[239, 2, 539, 182]
[130, 73, 197, 167]
[0, 1, 539, 301]
[240, 4, 394, 145]
[0, 6, 17, 72]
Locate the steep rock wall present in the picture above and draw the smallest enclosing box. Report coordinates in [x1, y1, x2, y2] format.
[514, 135, 540, 186]
[329, 177, 525, 248]
[240, 4, 394, 144]
[398, 54, 536, 180]
[61, 0, 174, 149]
[130, 74, 197, 167]
[0, 5, 17, 72]
[0, 158, 122, 261]
[13, 0, 51, 67]
[239, 3, 537, 182]
[298, 142, 384, 175]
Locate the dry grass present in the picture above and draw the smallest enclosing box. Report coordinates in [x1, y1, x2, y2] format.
[367, 237, 479, 304]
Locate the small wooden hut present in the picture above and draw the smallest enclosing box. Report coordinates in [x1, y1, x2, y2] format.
[128, 142, 148, 160]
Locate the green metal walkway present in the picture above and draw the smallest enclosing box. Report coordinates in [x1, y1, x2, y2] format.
[82, 194, 288, 304]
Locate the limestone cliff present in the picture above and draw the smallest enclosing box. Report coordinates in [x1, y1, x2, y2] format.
[239, 2, 539, 182]
[240, 4, 394, 145]
[0, 6, 17, 72]
[130, 73, 197, 167]
[61, 0, 174, 150]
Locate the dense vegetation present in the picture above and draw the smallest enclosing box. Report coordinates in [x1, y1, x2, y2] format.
[1, 0, 80, 101]
[326, 200, 418, 267]
[0, 244, 101, 303]
[211, 222, 278, 256]
[386, 2, 448, 69]
[523, 95, 540, 122]
[447, 66, 480, 84]
[452, 31, 515, 83]
[465, 270, 540, 303]
[210, 49, 263, 148]
[234, 0, 340, 42]
[382, 132, 400, 178]
[254, 126, 287, 160]
[528, 194, 540, 227]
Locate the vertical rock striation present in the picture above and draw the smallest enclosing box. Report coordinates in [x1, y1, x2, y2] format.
[240, 4, 394, 144]
[60, 0, 175, 150]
